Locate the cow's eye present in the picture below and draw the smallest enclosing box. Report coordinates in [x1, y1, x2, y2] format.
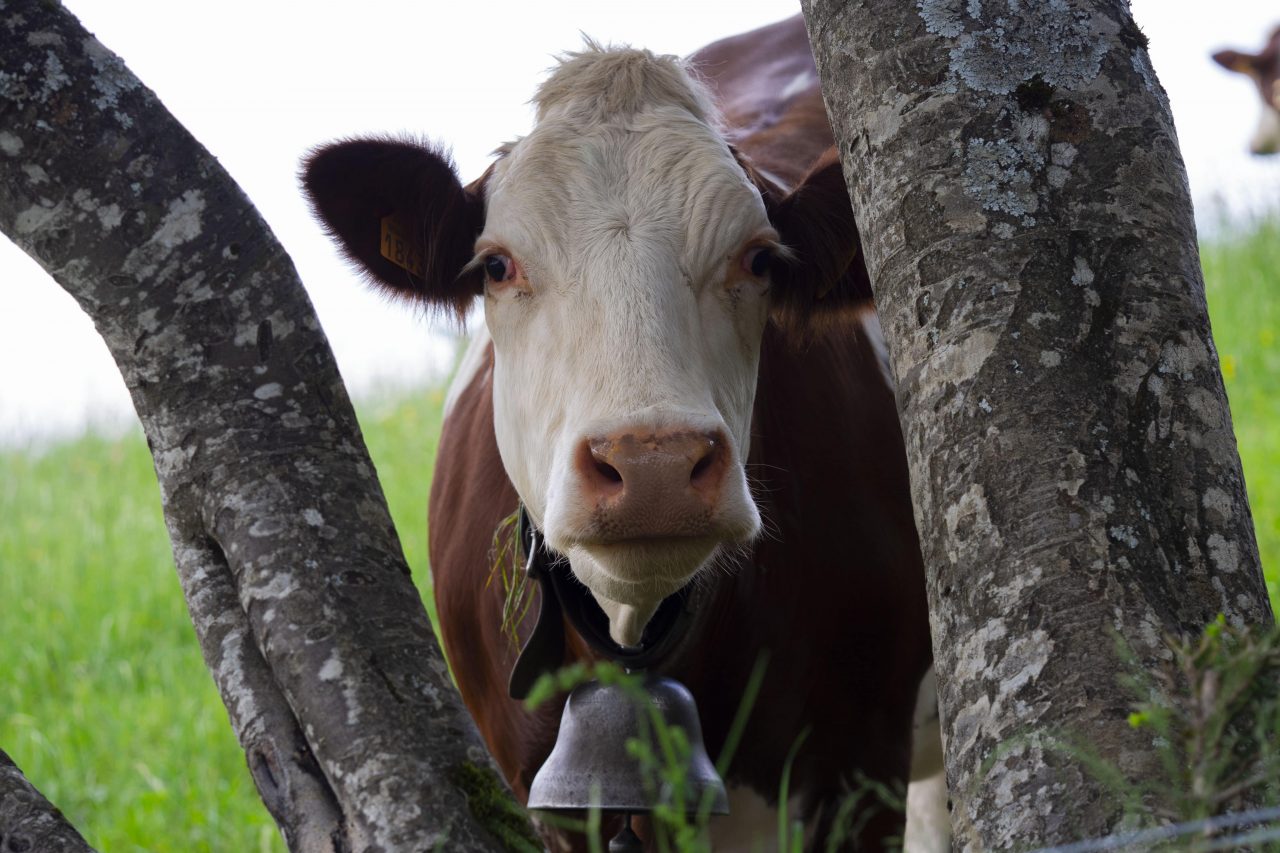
[484, 254, 513, 282]
[742, 246, 773, 277]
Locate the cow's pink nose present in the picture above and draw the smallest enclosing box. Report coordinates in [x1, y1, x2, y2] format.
[574, 428, 729, 536]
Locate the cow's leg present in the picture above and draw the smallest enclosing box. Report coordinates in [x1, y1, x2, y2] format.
[904, 666, 950, 853]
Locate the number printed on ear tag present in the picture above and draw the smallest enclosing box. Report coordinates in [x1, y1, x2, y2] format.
[379, 215, 425, 278]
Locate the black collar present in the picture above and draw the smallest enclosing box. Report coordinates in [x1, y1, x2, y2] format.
[508, 507, 698, 700]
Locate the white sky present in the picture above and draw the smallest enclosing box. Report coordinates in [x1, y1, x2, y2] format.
[1, 1, 1277, 445]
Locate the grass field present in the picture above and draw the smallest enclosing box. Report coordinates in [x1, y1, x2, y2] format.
[0, 391, 445, 852]
[1, 225, 1277, 850]
[1202, 219, 1280, 607]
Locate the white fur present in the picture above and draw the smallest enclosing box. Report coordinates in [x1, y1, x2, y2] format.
[442, 327, 492, 419]
[479, 47, 774, 640]
[905, 666, 951, 853]
[1250, 102, 1280, 155]
[708, 786, 796, 851]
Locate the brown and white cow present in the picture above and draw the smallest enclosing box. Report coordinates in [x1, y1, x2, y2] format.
[304, 15, 939, 850]
[1214, 27, 1280, 155]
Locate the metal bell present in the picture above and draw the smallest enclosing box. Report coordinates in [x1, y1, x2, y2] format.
[527, 674, 729, 815]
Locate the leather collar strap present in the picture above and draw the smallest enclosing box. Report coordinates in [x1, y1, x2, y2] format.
[508, 506, 696, 700]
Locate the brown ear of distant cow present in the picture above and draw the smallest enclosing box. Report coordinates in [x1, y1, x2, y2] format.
[1213, 26, 1280, 155]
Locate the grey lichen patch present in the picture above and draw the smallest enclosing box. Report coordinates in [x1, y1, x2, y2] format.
[1129, 49, 1159, 96]
[1057, 449, 1086, 496]
[82, 35, 140, 127]
[248, 516, 287, 539]
[1201, 487, 1233, 523]
[96, 202, 122, 230]
[962, 125, 1046, 223]
[1071, 256, 1094, 287]
[318, 649, 343, 681]
[917, 0, 965, 38]
[1047, 142, 1077, 188]
[38, 50, 70, 101]
[218, 627, 264, 739]
[254, 382, 283, 401]
[1108, 525, 1139, 548]
[338, 752, 431, 848]
[13, 197, 64, 237]
[1206, 533, 1239, 574]
[26, 29, 62, 47]
[0, 130, 21, 156]
[917, 328, 1002, 418]
[944, 482, 1004, 566]
[243, 571, 299, 602]
[151, 189, 205, 249]
[917, 0, 1111, 95]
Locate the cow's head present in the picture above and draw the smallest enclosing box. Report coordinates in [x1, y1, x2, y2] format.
[303, 46, 864, 645]
[1214, 28, 1280, 155]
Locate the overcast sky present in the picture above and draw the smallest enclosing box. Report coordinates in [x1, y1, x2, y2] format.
[2, 1, 1278, 444]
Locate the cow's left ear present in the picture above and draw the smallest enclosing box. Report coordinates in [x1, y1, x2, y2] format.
[743, 146, 874, 328]
[301, 137, 488, 322]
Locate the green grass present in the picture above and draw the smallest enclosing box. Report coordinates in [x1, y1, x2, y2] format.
[0, 219, 1276, 850]
[1201, 218, 1280, 612]
[0, 392, 445, 852]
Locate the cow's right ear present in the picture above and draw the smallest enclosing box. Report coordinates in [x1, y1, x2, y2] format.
[302, 138, 487, 321]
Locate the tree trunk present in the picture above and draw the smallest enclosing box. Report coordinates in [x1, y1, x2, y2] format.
[800, 1, 1274, 849]
[0, 751, 94, 853]
[0, 3, 531, 850]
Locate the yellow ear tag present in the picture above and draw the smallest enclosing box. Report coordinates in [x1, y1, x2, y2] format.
[379, 215, 425, 278]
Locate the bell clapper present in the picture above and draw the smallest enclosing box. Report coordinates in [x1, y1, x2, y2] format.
[608, 812, 643, 852]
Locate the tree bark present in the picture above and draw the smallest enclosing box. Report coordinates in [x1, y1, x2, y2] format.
[800, 1, 1274, 849]
[0, 751, 94, 853]
[0, 3, 531, 850]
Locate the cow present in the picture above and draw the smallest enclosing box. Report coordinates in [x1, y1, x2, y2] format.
[303, 14, 942, 851]
[1213, 27, 1280, 154]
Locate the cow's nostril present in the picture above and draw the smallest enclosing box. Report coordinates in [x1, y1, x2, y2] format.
[690, 447, 715, 482]
[688, 437, 726, 494]
[595, 459, 623, 484]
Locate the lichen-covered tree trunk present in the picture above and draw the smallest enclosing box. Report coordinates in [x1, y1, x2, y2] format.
[0, 751, 94, 853]
[799, 1, 1274, 849]
[0, 3, 528, 850]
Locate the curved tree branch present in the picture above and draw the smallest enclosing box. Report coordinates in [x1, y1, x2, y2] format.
[0, 750, 94, 853]
[0, 3, 529, 849]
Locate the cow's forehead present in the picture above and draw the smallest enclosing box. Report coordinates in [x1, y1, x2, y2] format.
[484, 115, 769, 277]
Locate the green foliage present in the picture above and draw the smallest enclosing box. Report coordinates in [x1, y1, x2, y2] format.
[1047, 619, 1280, 851]
[1122, 617, 1280, 824]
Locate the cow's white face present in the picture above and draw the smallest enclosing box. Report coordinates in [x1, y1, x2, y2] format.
[475, 51, 778, 644]
[303, 45, 858, 648]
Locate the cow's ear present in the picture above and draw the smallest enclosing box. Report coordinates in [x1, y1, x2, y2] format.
[1212, 49, 1257, 75]
[745, 146, 873, 331]
[302, 138, 487, 322]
